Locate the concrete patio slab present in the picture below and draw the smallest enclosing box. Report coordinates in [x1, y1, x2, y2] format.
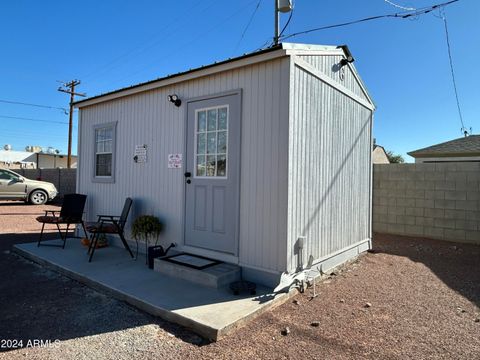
[13, 240, 292, 340]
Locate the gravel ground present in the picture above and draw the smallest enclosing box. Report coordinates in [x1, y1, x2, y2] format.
[0, 201, 479, 359]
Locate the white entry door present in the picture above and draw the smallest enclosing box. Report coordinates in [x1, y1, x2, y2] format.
[184, 92, 241, 255]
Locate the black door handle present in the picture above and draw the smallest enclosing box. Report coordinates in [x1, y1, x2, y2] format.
[184, 172, 191, 178]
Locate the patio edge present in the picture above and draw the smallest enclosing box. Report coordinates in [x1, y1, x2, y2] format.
[12, 244, 296, 341]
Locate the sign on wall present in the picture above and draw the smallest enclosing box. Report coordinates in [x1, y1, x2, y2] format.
[134, 144, 147, 163]
[168, 154, 182, 168]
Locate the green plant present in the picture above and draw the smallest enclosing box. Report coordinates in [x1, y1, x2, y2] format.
[386, 150, 405, 164]
[131, 215, 164, 245]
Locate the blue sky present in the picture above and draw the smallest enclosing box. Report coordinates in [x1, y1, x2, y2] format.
[0, 0, 477, 161]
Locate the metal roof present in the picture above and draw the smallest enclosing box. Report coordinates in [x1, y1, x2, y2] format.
[408, 135, 480, 157]
[73, 43, 346, 108]
[74, 45, 283, 107]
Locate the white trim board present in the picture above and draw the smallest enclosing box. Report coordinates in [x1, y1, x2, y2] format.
[292, 56, 375, 111]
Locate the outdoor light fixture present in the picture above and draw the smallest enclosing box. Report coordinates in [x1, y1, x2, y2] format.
[338, 45, 355, 67]
[167, 94, 181, 107]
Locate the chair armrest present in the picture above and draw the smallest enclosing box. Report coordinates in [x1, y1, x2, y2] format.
[98, 218, 122, 231]
[96, 215, 120, 220]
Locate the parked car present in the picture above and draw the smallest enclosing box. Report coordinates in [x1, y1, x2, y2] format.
[0, 168, 58, 205]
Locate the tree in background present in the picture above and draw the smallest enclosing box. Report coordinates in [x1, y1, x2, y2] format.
[386, 150, 405, 164]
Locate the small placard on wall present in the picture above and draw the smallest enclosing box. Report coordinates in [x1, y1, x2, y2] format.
[168, 154, 182, 168]
[134, 144, 147, 163]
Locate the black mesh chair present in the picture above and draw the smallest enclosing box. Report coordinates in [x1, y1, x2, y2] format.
[36, 194, 88, 248]
[86, 198, 134, 262]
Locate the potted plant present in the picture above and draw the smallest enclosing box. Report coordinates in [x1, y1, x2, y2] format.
[131, 215, 174, 268]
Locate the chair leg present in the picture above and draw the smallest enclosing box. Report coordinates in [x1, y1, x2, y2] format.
[37, 222, 46, 247]
[87, 232, 96, 255]
[81, 221, 88, 239]
[62, 224, 70, 249]
[119, 231, 134, 258]
[88, 233, 100, 262]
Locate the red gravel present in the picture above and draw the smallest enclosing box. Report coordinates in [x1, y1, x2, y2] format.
[0, 200, 60, 235]
[183, 234, 479, 360]
[1, 201, 479, 359]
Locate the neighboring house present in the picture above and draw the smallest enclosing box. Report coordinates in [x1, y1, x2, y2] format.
[408, 135, 480, 163]
[372, 144, 390, 164]
[0, 150, 77, 169]
[74, 42, 375, 287]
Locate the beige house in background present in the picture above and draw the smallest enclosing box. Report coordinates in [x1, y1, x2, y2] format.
[408, 135, 480, 163]
[372, 144, 390, 164]
[0, 150, 77, 169]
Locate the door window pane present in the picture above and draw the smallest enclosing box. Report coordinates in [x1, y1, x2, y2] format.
[196, 156, 206, 176]
[197, 111, 206, 132]
[217, 155, 226, 176]
[207, 109, 217, 131]
[206, 155, 216, 176]
[218, 107, 228, 130]
[207, 132, 216, 154]
[217, 131, 227, 154]
[197, 133, 206, 155]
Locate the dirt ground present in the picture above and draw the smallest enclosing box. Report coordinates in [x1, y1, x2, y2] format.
[0, 201, 479, 359]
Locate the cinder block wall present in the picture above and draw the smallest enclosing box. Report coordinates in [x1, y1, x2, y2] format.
[373, 163, 480, 245]
[16, 169, 76, 198]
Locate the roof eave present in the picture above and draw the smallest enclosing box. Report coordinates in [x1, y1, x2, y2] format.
[74, 42, 374, 109]
[408, 152, 480, 158]
[74, 45, 287, 108]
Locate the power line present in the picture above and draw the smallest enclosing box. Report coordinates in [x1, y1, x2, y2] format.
[111, 0, 258, 86]
[234, 0, 262, 53]
[80, 0, 216, 82]
[384, 0, 416, 11]
[0, 129, 75, 139]
[439, 10, 467, 135]
[279, 0, 460, 41]
[0, 115, 69, 125]
[0, 99, 68, 114]
[278, 1, 294, 39]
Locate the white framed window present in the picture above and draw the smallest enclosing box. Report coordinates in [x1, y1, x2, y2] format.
[93, 122, 116, 182]
[194, 105, 228, 178]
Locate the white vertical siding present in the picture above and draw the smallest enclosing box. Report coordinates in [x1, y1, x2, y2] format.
[287, 57, 373, 271]
[299, 55, 371, 104]
[77, 58, 290, 272]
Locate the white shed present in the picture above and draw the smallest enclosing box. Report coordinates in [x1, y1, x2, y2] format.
[74, 43, 375, 287]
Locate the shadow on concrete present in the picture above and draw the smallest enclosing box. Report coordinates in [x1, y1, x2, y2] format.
[0, 232, 208, 352]
[372, 233, 480, 308]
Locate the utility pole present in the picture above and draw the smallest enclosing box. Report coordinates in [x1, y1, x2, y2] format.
[58, 80, 85, 168]
[274, 0, 279, 45]
[273, 0, 292, 46]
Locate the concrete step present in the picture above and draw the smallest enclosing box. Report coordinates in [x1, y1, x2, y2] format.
[154, 255, 241, 288]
